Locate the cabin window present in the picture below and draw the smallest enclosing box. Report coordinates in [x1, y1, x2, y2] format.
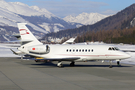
[66, 49, 96, 53]
[82, 49, 84, 52]
[91, 49, 93, 52]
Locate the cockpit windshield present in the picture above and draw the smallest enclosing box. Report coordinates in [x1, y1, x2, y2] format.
[114, 47, 120, 50]
[108, 47, 120, 51]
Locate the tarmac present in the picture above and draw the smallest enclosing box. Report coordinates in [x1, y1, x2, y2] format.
[0, 57, 135, 90]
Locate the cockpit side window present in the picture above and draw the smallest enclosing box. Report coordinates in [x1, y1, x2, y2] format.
[108, 47, 112, 50]
[112, 47, 115, 50]
[108, 47, 120, 51]
[114, 47, 120, 51]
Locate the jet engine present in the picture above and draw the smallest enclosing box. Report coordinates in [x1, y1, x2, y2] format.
[28, 45, 50, 54]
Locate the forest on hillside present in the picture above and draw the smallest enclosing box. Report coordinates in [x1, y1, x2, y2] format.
[44, 4, 135, 43]
[75, 27, 135, 44]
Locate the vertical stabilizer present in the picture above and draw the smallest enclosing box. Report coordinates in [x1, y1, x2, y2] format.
[17, 23, 42, 46]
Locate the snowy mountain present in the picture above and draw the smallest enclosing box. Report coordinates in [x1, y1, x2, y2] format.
[0, 1, 55, 18]
[46, 4, 135, 39]
[63, 12, 108, 25]
[0, 0, 81, 41]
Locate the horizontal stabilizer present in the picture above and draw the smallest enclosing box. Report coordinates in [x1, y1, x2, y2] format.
[10, 49, 25, 55]
[10, 49, 18, 55]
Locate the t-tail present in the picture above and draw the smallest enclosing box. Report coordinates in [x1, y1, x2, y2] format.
[17, 23, 42, 47]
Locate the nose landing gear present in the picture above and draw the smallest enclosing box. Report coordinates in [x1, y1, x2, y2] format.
[109, 60, 121, 68]
[116, 60, 121, 66]
[109, 60, 112, 68]
[117, 61, 120, 66]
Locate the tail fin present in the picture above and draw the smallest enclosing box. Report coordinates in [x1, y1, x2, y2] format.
[17, 23, 42, 46]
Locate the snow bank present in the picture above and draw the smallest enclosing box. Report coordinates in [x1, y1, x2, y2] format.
[0, 44, 20, 57]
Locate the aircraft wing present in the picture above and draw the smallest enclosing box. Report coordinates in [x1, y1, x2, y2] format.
[45, 57, 80, 61]
[29, 57, 80, 61]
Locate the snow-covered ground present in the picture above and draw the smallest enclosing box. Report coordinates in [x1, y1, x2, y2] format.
[0, 43, 20, 57]
[0, 43, 135, 65]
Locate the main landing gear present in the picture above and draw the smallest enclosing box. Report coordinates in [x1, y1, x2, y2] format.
[57, 61, 63, 67]
[117, 61, 120, 66]
[57, 61, 75, 67]
[70, 61, 75, 67]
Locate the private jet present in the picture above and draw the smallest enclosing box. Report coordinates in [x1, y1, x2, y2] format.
[14, 23, 131, 68]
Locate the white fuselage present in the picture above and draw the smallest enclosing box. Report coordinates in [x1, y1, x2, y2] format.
[16, 23, 131, 67]
[18, 44, 131, 62]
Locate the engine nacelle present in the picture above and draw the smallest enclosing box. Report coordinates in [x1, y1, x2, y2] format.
[28, 45, 50, 54]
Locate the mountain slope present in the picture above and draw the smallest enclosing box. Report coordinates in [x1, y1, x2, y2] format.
[0, 1, 55, 17]
[0, 0, 81, 41]
[63, 13, 108, 25]
[44, 4, 135, 39]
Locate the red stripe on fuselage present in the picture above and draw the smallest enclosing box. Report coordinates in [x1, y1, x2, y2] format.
[57, 54, 123, 57]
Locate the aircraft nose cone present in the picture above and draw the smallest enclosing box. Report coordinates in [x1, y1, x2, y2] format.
[124, 53, 131, 59]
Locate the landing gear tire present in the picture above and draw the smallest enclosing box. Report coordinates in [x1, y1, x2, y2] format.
[70, 61, 75, 67]
[109, 60, 113, 68]
[35, 60, 39, 62]
[109, 65, 112, 68]
[117, 61, 120, 66]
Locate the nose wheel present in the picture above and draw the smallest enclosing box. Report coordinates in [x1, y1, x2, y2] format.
[116, 59, 121, 66]
[109, 60, 112, 68]
[117, 61, 120, 66]
[109, 60, 121, 68]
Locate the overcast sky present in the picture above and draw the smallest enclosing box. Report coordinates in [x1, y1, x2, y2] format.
[5, 0, 135, 18]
